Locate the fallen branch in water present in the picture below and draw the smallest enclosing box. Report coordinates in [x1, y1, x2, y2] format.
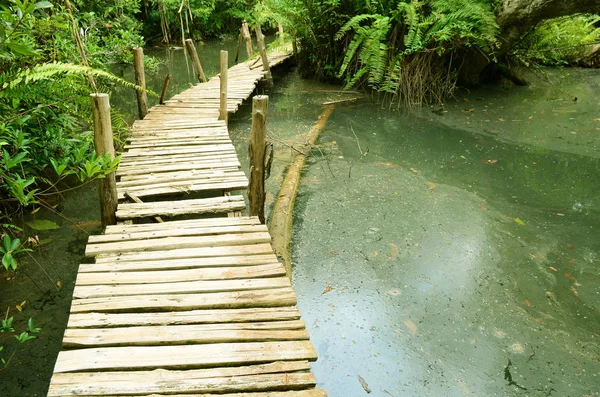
[269, 104, 336, 278]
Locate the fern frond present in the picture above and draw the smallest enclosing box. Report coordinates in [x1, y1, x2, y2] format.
[336, 14, 381, 41]
[0, 62, 157, 97]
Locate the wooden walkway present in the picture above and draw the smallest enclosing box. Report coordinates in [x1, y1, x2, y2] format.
[48, 49, 325, 396]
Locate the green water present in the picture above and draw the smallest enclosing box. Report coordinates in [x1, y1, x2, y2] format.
[1, 39, 598, 396]
[259, 69, 599, 396]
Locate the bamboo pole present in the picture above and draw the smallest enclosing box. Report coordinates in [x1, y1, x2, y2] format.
[184, 38, 207, 82]
[90, 93, 118, 227]
[219, 50, 228, 124]
[254, 25, 273, 84]
[248, 95, 268, 223]
[278, 22, 285, 46]
[133, 48, 148, 119]
[159, 74, 170, 104]
[241, 20, 253, 58]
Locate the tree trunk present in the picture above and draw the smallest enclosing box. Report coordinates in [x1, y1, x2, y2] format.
[459, 0, 600, 85]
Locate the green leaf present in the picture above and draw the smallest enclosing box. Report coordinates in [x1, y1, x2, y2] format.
[25, 219, 60, 230]
[7, 42, 37, 56]
[34, 1, 54, 10]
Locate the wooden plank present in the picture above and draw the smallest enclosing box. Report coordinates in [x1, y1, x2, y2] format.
[67, 307, 301, 328]
[86, 231, 270, 257]
[78, 254, 279, 273]
[53, 341, 318, 372]
[94, 243, 275, 263]
[89, 224, 268, 244]
[115, 178, 248, 199]
[117, 161, 242, 176]
[115, 196, 246, 220]
[48, 361, 313, 396]
[70, 287, 297, 313]
[103, 216, 260, 234]
[118, 168, 245, 184]
[72, 277, 292, 299]
[110, 391, 327, 397]
[75, 263, 285, 285]
[63, 321, 308, 347]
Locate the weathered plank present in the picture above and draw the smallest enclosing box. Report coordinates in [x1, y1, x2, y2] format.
[63, 321, 308, 347]
[78, 254, 279, 273]
[70, 287, 297, 313]
[103, 216, 261, 234]
[72, 277, 292, 299]
[67, 307, 301, 328]
[115, 196, 246, 220]
[89, 223, 268, 244]
[53, 341, 318, 372]
[75, 263, 285, 285]
[48, 361, 313, 396]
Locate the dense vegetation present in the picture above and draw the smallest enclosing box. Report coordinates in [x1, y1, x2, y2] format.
[1, 0, 599, 265]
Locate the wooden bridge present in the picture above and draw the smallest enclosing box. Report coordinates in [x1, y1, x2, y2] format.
[47, 44, 325, 396]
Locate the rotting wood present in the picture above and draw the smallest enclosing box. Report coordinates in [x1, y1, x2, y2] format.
[249, 95, 268, 223]
[235, 30, 243, 63]
[133, 48, 148, 119]
[90, 93, 118, 227]
[269, 104, 336, 278]
[159, 74, 170, 104]
[185, 38, 207, 82]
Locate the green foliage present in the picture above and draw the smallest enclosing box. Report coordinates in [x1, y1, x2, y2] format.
[0, 309, 41, 369]
[334, 0, 498, 103]
[0, 235, 32, 271]
[513, 14, 600, 66]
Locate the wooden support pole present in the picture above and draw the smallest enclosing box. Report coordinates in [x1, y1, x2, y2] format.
[278, 22, 285, 46]
[234, 31, 242, 63]
[248, 95, 268, 223]
[219, 50, 228, 123]
[90, 93, 118, 227]
[241, 20, 253, 58]
[184, 38, 207, 82]
[159, 74, 170, 105]
[133, 48, 148, 119]
[254, 25, 273, 85]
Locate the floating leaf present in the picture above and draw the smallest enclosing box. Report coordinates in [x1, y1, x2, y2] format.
[404, 319, 417, 335]
[564, 273, 576, 281]
[549, 266, 557, 272]
[514, 218, 525, 226]
[25, 219, 59, 230]
[556, 213, 564, 217]
[525, 300, 533, 307]
[322, 285, 333, 295]
[480, 201, 487, 211]
[15, 300, 26, 312]
[425, 181, 436, 190]
[567, 243, 573, 250]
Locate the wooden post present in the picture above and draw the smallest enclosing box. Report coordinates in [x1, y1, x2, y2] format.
[133, 48, 148, 119]
[248, 95, 268, 223]
[241, 20, 253, 58]
[159, 74, 170, 104]
[90, 93, 118, 227]
[278, 22, 285, 46]
[184, 38, 207, 82]
[234, 30, 242, 63]
[219, 50, 228, 124]
[254, 25, 273, 84]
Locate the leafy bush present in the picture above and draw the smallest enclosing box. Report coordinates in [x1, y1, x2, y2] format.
[513, 14, 600, 66]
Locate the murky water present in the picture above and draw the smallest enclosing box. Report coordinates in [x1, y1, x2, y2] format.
[1, 39, 598, 397]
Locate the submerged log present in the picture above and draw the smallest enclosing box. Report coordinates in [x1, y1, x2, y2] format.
[269, 104, 335, 278]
